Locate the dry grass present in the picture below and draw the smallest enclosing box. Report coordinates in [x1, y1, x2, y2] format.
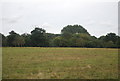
[2, 47, 118, 79]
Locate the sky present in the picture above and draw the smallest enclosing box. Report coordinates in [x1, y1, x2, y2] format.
[1, 0, 119, 37]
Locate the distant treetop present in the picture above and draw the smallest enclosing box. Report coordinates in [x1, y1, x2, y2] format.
[61, 24, 90, 35]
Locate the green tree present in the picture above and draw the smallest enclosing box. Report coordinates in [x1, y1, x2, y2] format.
[99, 33, 117, 44]
[21, 33, 32, 47]
[30, 27, 49, 47]
[0, 33, 3, 47]
[61, 25, 89, 35]
[53, 36, 69, 47]
[104, 41, 116, 48]
[115, 36, 120, 48]
[12, 35, 25, 47]
[70, 33, 92, 47]
[45, 33, 61, 46]
[61, 32, 72, 39]
[86, 40, 105, 48]
[99, 33, 118, 48]
[7, 31, 19, 47]
[0, 33, 7, 47]
[53, 36, 62, 47]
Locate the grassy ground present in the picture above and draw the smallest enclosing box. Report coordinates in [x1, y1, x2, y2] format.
[2, 47, 118, 79]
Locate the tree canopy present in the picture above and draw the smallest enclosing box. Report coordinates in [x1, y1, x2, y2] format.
[1, 25, 120, 48]
[61, 25, 89, 35]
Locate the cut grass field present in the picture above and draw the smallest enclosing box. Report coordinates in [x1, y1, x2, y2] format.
[2, 47, 118, 79]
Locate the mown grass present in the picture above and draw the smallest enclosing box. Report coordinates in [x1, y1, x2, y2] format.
[2, 47, 118, 79]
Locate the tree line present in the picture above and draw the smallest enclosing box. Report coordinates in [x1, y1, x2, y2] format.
[1, 24, 120, 48]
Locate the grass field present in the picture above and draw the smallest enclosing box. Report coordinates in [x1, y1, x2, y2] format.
[2, 47, 118, 79]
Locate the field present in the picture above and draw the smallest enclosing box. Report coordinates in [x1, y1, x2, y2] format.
[2, 47, 118, 79]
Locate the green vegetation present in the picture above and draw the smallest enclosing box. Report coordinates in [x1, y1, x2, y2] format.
[1, 24, 120, 48]
[3, 47, 118, 79]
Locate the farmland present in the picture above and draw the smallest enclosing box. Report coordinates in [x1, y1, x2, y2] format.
[2, 47, 118, 79]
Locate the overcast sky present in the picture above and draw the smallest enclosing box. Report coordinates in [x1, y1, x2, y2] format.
[1, 0, 119, 37]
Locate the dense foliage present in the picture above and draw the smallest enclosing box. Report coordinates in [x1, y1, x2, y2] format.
[1, 25, 120, 48]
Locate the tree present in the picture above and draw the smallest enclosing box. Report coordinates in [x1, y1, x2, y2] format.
[99, 33, 117, 44]
[104, 41, 116, 48]
[13, 36, 25, 47]
[7, 31, 19, 46]
[53, 36, 69, 47]
[115, 36, 120, 48]
[53, 36, 62, 47]
[12, 35, 25, 47]
[21, 33, 31, 47]
[0, 33, 2, 47]
[1, 24, 119, 48]
[86, 40, 105, 48]
[99, 36, 106, 40]
[0, 33, 7, 47]
[61, 32, 72, 39]
[45, 33, 61, 46]
[99, 33, 118, 48]
[61, 25, 89, 35]
[30, 27, 49, 47]
[69, 33, 93, 47]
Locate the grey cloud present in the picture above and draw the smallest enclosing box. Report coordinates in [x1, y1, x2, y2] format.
[2, 15, 23, 23]
[1, 1, 118, 37]
[99, 21, 115, 27]
[42, 23, 53, 28]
